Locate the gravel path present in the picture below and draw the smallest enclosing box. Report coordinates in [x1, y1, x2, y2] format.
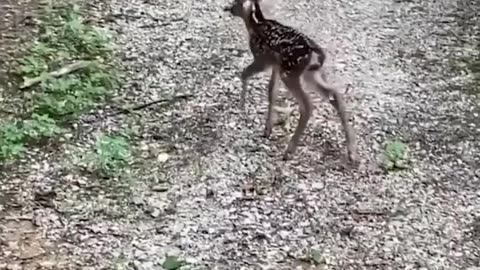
[2, 0, 479, 269]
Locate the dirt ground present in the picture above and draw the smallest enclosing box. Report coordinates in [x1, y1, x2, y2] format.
[1, 0, 479, 269]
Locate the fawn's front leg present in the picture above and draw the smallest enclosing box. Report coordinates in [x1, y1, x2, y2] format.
[240, 59, 267, 108]
[263, 66, 280, 138]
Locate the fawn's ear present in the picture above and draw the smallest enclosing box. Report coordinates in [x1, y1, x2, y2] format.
[250, 0, 264, 23]
[242, 0, 263, 13]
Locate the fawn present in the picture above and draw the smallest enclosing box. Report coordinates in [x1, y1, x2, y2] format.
[224, 0, 358, 164]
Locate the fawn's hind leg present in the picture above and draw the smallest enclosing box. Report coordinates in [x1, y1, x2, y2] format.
[303, 69, 358, 164]
[280, 72, 313, 160]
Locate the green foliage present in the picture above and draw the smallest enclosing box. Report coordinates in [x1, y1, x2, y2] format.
[19, 55, 49, 77]
[40, 2, 113, 59]
[383, 140, 409, 171]
[0, 121, 27, 160]
[85, 135, 132, 178]
[0, 114, 63, 160]
[310, 248, 324, 264]
[17, 2, 119, 118]
[32, 68, 115, 117]
[162, 255, 184, 270]
[22, 113, 64, 138]
[0, 0, 120, 162]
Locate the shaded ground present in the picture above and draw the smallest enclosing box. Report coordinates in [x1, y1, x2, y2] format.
[0, 0, 43, 93]
[0, 1, 66, 269]
[1, 0, 479, 269]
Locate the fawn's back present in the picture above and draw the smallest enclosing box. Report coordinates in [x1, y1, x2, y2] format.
[249, 19, 326, 74]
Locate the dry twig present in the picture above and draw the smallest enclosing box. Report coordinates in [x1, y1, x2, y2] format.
[20, 60, 93, 89]
[106, 93, 194, 117]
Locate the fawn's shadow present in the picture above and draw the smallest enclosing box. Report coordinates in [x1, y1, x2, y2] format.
[148, 102, 225, 156]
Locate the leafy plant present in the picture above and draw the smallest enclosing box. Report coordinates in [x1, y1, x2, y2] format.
[383, 140, 409, 171]
[22, 113, 64, 139]
[32, 70, 114, 117]
[86, 135, 132, 178]
[0, 114, 63, 160]
[0, 121, 27, 160]
[19, 55, 48, 77]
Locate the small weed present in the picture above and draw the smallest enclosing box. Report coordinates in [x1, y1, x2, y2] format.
[85, 134, 132, 178]
[382, 140, 409, 171]
[162, 255, 185, 270]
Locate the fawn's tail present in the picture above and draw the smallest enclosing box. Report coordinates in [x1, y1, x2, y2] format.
[307, 47, 326, 71]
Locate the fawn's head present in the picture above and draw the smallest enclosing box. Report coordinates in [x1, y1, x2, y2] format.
[224, 0, 263, 21]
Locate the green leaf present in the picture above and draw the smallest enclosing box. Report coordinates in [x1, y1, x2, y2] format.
[385, 140, 407, 160]
[162, 255, 182, 270]
[311, 248, 324, 265]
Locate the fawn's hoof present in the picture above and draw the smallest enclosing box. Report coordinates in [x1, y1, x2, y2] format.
[282, 146, 295, 161]
[263, 126, 272, 138]
[347, 151, 360, 167]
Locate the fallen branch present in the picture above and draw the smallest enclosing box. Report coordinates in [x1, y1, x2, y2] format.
[351, 209, 388, 216]
[20, 60, 93, 89]
[0, 108, 16, 115]
[106, 93, 195, 117]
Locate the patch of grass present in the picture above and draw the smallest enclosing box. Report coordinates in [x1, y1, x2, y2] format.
[84, 134, 133, 178]
[0, 121, 27, 160]
[0, 0, 120, 162]
[0, 114, 64, 160]
[382, 140, 409, 171]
